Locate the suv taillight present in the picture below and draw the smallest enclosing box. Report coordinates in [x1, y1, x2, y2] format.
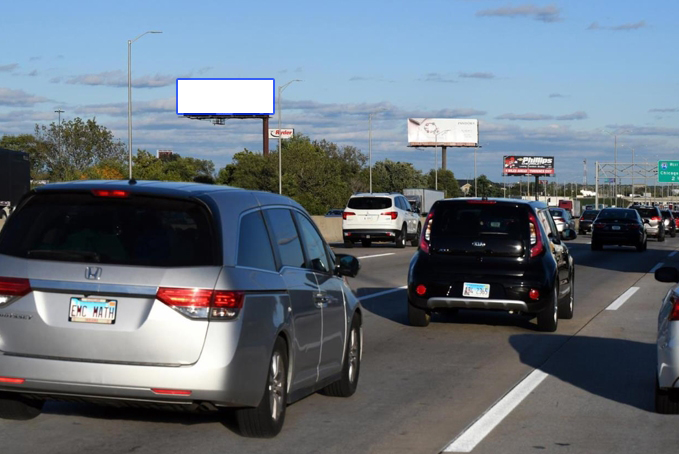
[156, 287, 244, 320]
[652, 216, 661, 222]
[528, 214, 544, 258]
[668, 295, 679, 321]
[420, 211, 434, 254]
[342, 211, 355, 220]
[0, 277, 32, 306]
[381, 211, 398, 220]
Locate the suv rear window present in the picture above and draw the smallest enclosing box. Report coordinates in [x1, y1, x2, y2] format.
[581, 210, 598, 220]
[347, 197, 392, 210]
[431, 202, 528, 240]
[0, 192, 219, 267]
[633, 207, 659, 218]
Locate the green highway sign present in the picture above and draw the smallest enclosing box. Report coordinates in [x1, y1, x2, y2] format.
[658, 160, 679, 183]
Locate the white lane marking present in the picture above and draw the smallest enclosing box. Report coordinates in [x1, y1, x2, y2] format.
[650, 262, 665, 273]
[668, 251, 677, 257]
[356, 253, 396, 260]
[606, 287, 639, 311]
[358, 286, 407, 301]
[443, 369, 549, 453]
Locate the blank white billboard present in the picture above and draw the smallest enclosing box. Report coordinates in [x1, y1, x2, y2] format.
[176, 78, 275, 115]
[407, 118, 479, 147]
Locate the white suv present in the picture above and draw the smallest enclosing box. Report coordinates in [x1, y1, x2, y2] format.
[342, 193, 421, 248]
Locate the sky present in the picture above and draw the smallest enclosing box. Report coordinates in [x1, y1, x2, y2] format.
[1, 0, 678, 184]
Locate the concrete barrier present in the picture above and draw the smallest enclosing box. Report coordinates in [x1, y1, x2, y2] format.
[311, 216, 343, 244]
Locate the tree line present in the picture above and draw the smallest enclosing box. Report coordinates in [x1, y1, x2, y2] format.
[0, 117, 501, 215]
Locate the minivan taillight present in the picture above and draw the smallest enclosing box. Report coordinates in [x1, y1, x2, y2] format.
[156, 287, 244, 320]
[420, 211, 434, 254]
[342, 211, 356, 220]
[381, 211, 398, 220]
[528, 214, 544, 258]
[652, 216, 661, 222]
[0, 277, 32, 306]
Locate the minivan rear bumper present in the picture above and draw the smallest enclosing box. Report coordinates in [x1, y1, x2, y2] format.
[0, 319, 271, 409]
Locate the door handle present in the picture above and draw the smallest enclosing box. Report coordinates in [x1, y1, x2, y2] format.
[314, 293, 329, 308]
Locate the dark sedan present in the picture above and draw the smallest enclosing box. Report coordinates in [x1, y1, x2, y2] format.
[578, 209, 600, 234]
[591, 208, 647, 252]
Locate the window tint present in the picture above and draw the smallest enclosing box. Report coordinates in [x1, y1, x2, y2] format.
[430, 203, 528, 240]
[581, 210, 599, 220]
[263, 209, 305, 269]
[294, 212, 331, 273]
[0, 192, 218, 267]
[634, 207, 659, 218]
[347, 197, 392, 210]
[538, 210, 557, 238]
[598, 209, 638, 220]
[237, 211, 276, 271]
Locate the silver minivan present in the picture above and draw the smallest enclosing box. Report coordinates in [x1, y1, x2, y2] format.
[0, 180, 362, 437]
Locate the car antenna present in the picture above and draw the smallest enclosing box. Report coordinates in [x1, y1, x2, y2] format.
[129, 178, 137, 185]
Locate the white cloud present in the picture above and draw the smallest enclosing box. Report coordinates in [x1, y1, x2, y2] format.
[477, 4, 562, 23]
[0, 88, 51, 107]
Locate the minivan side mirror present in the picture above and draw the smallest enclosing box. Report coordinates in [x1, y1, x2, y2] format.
[335, 254, 360, 278]
[655, 266, 679, 283]
[562, 228, 577, 241]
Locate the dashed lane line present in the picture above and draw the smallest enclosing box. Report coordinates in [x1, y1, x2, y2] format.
[650, 262, 665, 273]
[358, 286, 407, 301]
[605, 287, 640, 311]
[356, 253, 396, 260]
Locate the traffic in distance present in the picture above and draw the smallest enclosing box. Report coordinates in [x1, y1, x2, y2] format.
[1, 183, 679, 450]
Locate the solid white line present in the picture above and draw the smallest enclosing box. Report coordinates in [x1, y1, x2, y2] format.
[650, 262, 665, 273]
[356, 253, 396, 260]
[606, 287, 639, 311]
[358, 286, 407, 301]
[443, 369, 549, 453]
[668, 251, 677, 257]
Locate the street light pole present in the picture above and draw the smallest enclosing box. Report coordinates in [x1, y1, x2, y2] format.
[277, 79, 302, 195]
[432, 128, 450, 191]
[54, 109, 64, 155]
[128, 30, 162, 179]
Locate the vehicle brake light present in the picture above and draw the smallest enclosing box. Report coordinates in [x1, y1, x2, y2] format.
[91, 189, 130, 198]
[420, 211, 435, 253]
[669, 295, 679, 321]
[381, 211, 398, 220]
[156, 288, 244, 320]
[528, 214, 544, 258]
[467, 200, 496, 205]
[152, 388, 192, 396]
[0, 277, 32, 306]
[342, 211, 356, 220]
[652, 216, 661, 222]
[594, 223, 606, 229]
[529, 289, 540, 300]
[415, 285, 427, 296]
[0, 376, 25, 384]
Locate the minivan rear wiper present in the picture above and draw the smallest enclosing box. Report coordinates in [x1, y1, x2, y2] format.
[27, 249, 102, 263]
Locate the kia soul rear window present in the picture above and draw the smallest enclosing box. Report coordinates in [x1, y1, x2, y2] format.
[0, 192, 219, 267]
[347, 197, 392, 210]
[431, 203, 528, 240]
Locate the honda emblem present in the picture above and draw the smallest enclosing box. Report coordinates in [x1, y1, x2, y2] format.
[85, 266, 102, 280]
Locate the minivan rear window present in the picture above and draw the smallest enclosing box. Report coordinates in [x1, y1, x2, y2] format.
[431, 203, 528, 240]
[0, 192, 219, 267]
[634, 208, 658, 218]
[347, 197, 392, 210]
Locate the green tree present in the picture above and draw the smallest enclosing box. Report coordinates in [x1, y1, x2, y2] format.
[425, 169, 461, 197]
[0, 133, 50, 180]
[33, 117, 127, 181]
[476, 174, 502, 197]
[133, 150, 216, 182]
[371, 159, 426, 193]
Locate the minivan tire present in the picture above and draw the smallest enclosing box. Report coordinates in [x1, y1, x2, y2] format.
[408, 300, 430, 327]
[656, 377, 679, 414]
[410, 224, 421, 247]
[396, 226, 407, 249]
[659, 231, 665, 242]
[236, 337, 288, 438]
[0, 393, 44, 420]
[537, 286, 558, 332]
[323, 315, 361, 397]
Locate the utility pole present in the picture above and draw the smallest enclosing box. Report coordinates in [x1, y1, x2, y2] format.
[54, 109, 64, 154]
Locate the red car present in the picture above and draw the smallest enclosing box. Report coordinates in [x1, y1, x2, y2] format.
[672, 212, 679, 228]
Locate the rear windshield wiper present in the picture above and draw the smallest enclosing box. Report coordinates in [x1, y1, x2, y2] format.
[27, 250, 102, 263]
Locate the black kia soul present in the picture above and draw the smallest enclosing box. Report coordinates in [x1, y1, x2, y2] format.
[407, 199, 576, 332]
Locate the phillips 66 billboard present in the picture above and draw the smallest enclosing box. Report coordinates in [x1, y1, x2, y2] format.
[407, 118, 478, 147]
[503, 156, 555, 176]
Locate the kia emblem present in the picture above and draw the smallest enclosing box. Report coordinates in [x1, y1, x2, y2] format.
[472, 241, 486, 247]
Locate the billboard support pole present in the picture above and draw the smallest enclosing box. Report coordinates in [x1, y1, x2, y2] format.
[595, 162, 599, 210]
[263, 116, 269, 156]
[442, 146, 447, 170]
[534, 176, 539, 201]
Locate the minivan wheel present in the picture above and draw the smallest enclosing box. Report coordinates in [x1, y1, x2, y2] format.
[408, 300, 430, 327]
[396, 225, 407, 249]
[0, 393, 44, 420]
[410, 224, 421, 247]
[537, 286, 558, 332]
[361, 239, 372, 248]
[236, 337, 288, 438]
[558, 272, 574, 319]
[659, 231, 666, 242]
[656, 377, 679, 414]
[323, 315, 361, 397]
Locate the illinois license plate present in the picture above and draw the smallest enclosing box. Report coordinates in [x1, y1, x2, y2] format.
[69, 297, 117, 324]
[462, 282, 490, 298]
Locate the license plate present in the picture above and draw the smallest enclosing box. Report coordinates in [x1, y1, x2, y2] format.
[462, 282, 490, 299]
[362, 215, 376, 222]
[612, 225, 621, 230]
[69, 297, 117, 324]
